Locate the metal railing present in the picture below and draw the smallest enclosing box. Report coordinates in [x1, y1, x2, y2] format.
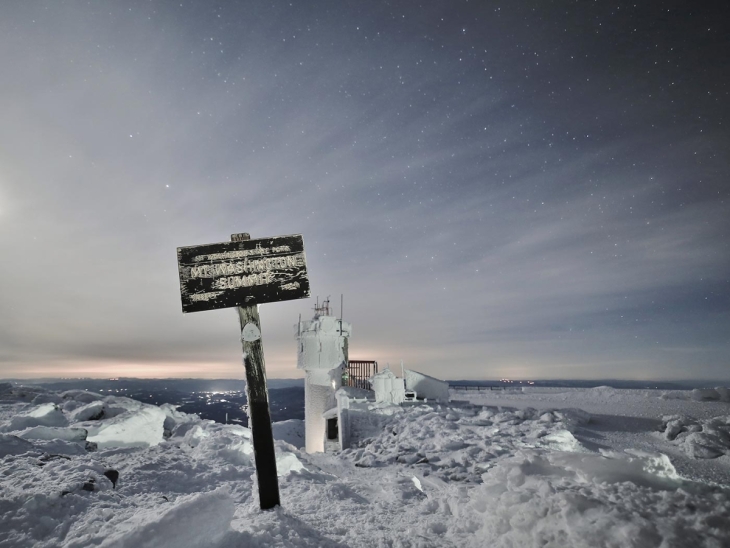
[346, 360, 378, 390]
[449, 385, 504, 391]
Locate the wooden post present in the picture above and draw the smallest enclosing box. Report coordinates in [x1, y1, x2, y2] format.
[178, 230, 309, 509]
[232, 232, 280, 510]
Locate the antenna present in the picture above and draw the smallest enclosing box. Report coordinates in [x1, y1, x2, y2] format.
[314, 295, 332, 317]
[338, 294, 344, 335]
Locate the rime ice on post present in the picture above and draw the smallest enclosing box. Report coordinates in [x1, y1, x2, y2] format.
[296, 299, 351, 453]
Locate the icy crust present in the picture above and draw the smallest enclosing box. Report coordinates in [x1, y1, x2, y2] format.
[661, 415, 730, 459]
[458, 450, 729, 548]
[284, 403, 730, 548]
[341, 403, 591, 482]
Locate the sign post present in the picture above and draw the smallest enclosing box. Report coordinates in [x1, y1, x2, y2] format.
[176, 232, 310, 510]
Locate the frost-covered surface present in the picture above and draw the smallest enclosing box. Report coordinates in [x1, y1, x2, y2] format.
[661, 415, 730, 459]
[403, 369, 450, 402]
[1, 383, 729, 547]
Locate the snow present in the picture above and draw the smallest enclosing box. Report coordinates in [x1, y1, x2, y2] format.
[403, 369, 450, 402]
[660, 415, 730, 459]
[1, 402, 68, 430]
[271, 419, 305, 449]
[372, 368, 406, 404]
[87, 488, 235, 548]
[84, 404, 167, 449]
[0, 383, 728, 547]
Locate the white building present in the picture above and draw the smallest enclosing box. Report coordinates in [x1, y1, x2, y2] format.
[296, 307, 351, 454]
[296, 306, 450, 454]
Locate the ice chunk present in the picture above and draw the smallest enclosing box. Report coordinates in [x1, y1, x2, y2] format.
[540, 430, 584, 452]
[70, 401, 107, 422]
[85, 405, 167, 448]
[0, 433, 34, 457]
[18, 426, 87, 442]
[2, 403, 67, 431]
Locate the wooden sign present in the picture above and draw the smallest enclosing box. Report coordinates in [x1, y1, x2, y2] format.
[176, 232, 310, 510]
[176, 234, 310, 313]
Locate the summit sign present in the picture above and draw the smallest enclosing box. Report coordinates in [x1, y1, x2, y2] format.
[176, 232, 311, 510]
[176, 234, 310, 313]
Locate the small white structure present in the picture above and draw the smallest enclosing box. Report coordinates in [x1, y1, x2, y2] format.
[371, 368, 406, 405]
[404, 369, 450, 402]
[296, 309, 351, 453]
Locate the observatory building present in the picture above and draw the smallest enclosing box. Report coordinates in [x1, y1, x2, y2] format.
[296, 297, 450, 454]
[296, 299, 351, 453]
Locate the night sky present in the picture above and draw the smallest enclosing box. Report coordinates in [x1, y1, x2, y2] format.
[1, 1, 728, 381]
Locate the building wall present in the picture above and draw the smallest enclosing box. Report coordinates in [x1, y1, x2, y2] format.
[336, 390, 350, 451]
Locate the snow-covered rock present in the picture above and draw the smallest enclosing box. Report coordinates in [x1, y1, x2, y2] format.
[84, 405, 168, 448]
[2, 402, 68, 431]
[69, 401, 107, 422]
[660, 414, 730, 459]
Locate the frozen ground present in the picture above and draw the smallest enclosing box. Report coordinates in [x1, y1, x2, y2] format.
[1, 381, 729, 547]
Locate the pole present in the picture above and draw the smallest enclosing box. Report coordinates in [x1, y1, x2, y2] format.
[232, 233, 280, 510]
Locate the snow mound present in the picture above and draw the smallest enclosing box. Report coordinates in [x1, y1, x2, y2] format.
[0, 433, 34, 457]
[661, 415, 730, 459]
[84, 405, 168, 448]
[78, 488, 235, 548]
[342, 403, 591, 482]
[185, 422, 305, 474]
[272, 419, 305, 448]
[1, 402, 68, 431]
[17, 426, 87, 442]
[69, 401, 107, 422]
[0, 387, 307, 547]
[461, 449, 729, 547]
[692, 387, 730, 402]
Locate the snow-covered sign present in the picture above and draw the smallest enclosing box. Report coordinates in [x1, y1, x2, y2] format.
[176, 232, 310, 511]
[176, 234, 310, 313]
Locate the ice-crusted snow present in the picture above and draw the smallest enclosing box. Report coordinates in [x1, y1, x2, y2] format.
[660, 415, 730, 459]
[0, 383, 728, 547]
